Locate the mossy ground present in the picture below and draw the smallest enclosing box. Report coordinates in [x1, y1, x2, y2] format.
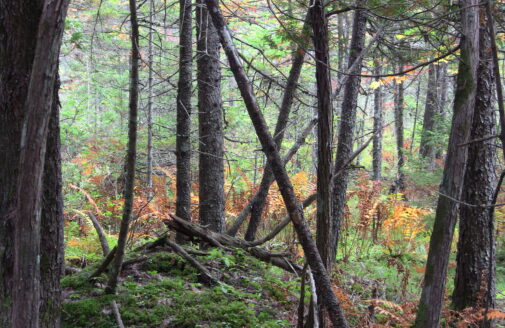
[62, 248, 300, 327]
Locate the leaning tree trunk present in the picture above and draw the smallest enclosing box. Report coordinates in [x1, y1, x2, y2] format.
[330, 0, 367, 263]
[203, 1, 349, 326]
[419, 64, 439, 160]
[197, 0, 225, 233]
[312, 0, 333, 270]
[414, 1, 480, 326]
[452, 6, 496, 315]
[243, 10, 311, 241]
[175, 0, 193, 242]
[40, 74, 65, 328]
[372, 60, 383, 181]
[106, 0, 139, 294]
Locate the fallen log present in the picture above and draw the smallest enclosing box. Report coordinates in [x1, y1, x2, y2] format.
[165, 214, 302, 274]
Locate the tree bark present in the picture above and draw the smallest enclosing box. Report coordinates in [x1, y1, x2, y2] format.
[106, 0, 139, 293]
[330, 0, 367, 263]
[452, 6, 496, 314]
[175, 0, 193, 242]
[414, 1, 480, 326]
[420, 64, 439, 160]
[372, 61, 383, 181]
[312, 0, 333, 271]
[146, 0, 154, 198]
[392, 72, 406, 193]
[40, 74, 65, 328]
[197, 0, 225, 233]
[244, 10, 311, 241]
[203, 1, 349, 326]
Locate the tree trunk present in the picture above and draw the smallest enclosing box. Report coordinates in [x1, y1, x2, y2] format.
[203, 1, 349, 326]
[452, 6, 496, 314]
[197, 0, 225, 233]
[39, 74, 65, 328]
[146, 0, 154, 198]
[414, 1, 480, 326]
[312, 0, 333, 271]
[392, 72, 406, 193]
[372, 61, 383, 181]
[175, 0, 193, 242]
[106, 0, 139, 293]
[244, 10, 311, 241]
[420, 64, 439, 160]
[330, 1, 367, 262]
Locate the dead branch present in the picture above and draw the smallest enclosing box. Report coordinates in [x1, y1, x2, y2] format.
[165, 214, 302, 274]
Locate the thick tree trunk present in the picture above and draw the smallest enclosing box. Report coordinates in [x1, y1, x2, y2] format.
[106, 0, 139, 293]
[414, 1, 480, 326]
[244, 11, 311, 241]
[372, 62, 383, 181]
[203, 1, 349, 326]
[330, 1, 367, 262]
[420, 64, 439, 160]
[312, 0, 333, 270]
[0, 1, 41, 323]
[197, 0, 225, 233]
[452, 7, 496, 314]
[39, 75, 65, 328]
[175, 0, 193, 242]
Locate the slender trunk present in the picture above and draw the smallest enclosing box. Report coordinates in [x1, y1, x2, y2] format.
[372, 62, 383, 180]
[40, 74, 65, 328]
[435, 63, 448, 159]
[244, 10, 311, 241]
[312, 0, 333, 271]
[175, 0, 193, 242]
[414, 1, 480, 326]
[392, 72, 405, 193]
[410, 78, 422, 153]
[197, 0, 225, 233]
[420, 64, 439, 160]
[452, 6, 496, 314]
[106, 0, 139, 293]
[330, 1, 367, 262]
[203, 1, 349, 326]
[146, 0, 154, 198]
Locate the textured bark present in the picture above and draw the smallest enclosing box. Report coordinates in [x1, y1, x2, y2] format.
[175, 0, 193, 242]
[39, 75, 65, 328]
[414, 1, 480, 326]
[330, 1, 367, 262]
[392, 74, 406, 193]
[244, 10, 311, 241]
[197, 0, 224, 233]
[372, 62, 383, 181]
[203, 1, 349, 326]
[146, 0, 154, 197]
[0, 0, 69, 325]
[452, 7, 496, 313]
[420, 64, 439, 160]
[0, 0, 40, 323]
[312, 0, 333, 270]
[106, 0, 139, 293]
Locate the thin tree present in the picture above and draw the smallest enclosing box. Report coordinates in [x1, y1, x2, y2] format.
[312, 0, 333, 270]
[372, 58, 383, 181]
[106, 0, 140, 293]
[392, 68, 406, 193]
[414, 0, 480, 326]
[419, 64, 439, 161]
[146, 0, 154, 198]
[175, 0, 193, 242]
[331, 0, 368, 262]
[197, 0, 225, 233]
[452, 5, 496, 315]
